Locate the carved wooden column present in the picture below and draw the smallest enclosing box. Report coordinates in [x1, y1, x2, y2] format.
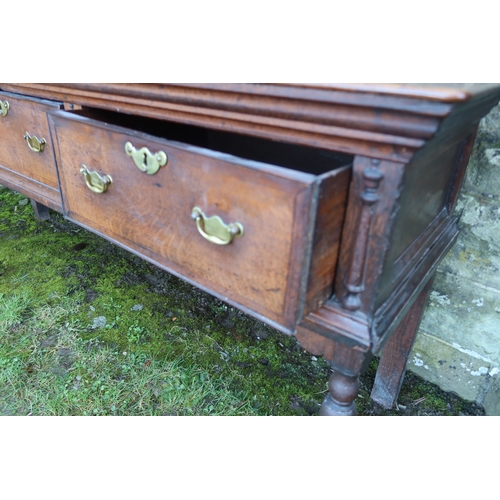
[340, 159, 384, 312]
[297, 155, 407, 415]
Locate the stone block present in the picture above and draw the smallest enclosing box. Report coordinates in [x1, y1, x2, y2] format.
[409, 331, 495, 403]
[439, 228, 500, 295]
[463, 103, 500, 196]
[482, 372, 500, 416]
[421, 271, 500, 361]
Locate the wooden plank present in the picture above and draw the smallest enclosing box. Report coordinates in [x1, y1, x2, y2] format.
[302, 166, 351, 317]
[0, 164, 62, 211]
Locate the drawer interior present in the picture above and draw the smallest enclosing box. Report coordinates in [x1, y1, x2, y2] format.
[71, 107, 353, 176]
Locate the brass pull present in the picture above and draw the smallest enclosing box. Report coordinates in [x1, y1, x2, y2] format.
[125, 141, 167, 175]
[24, 132, 46, 153]
[80, 164, 112, 194]
[0, 100, 9, 117]
[191, 206, 244, 246]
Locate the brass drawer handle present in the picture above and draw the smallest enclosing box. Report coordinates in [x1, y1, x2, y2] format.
[80, 164, 112, 194]
[125, 141, 167, 175]
[24, 132, 46, 153]
[0, 100, 9, 117]
[191, 206, 244, 246]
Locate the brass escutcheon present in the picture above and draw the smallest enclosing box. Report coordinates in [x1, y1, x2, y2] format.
[0, 100, 9, 117]
[191, 206, 244, 246]
[80, 164, 112, 194]
[125, 141, 167, 175]
[24, 132, 46, 153]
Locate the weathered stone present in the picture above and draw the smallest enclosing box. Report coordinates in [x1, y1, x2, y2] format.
[92, 316, 107, 329]
[409, 331, 493, 402]
[440, 224, 500, 291]
[463, 103, 500, 195]
[420, 272, 500, 360]
[482, 372, 500, 416]
[409, 102, 500, 412]
[455, 193, 500, 253]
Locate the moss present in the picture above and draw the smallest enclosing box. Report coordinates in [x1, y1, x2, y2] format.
[1, 189, 327, 414]
[357, 358, 484, 416]
[0, 187, 487, 416]
[0, 191, 39, 235]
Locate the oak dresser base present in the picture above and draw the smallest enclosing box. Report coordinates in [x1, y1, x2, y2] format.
[2, 83, 500, 415]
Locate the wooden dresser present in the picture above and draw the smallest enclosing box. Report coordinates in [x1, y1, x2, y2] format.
[1, 83, 499, 415]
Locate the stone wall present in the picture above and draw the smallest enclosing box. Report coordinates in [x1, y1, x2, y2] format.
[407, 102, 500, 415]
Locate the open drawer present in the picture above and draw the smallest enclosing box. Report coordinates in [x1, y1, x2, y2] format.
[48, 110, 352, 333]
[0, 91, 63, 211]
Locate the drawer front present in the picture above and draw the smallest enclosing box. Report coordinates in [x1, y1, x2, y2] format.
[0, 91, 62, 209]
[49, 111, 319, 331]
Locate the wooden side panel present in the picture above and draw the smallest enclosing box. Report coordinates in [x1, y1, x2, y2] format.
[372, 218, 458, 351]
[375, 127, 479, 310]
[302, 166, 351, 316]
[382, 144, 461, 262]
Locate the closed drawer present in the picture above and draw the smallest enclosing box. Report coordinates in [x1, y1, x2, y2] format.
[0, 91, 62, 210]
[48, 111, 351, 333]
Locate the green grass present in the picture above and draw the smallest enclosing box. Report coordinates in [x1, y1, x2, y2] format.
[0, 306, 253, 416]
[0, 291, 32, 331]
[0, 186, 485, 416]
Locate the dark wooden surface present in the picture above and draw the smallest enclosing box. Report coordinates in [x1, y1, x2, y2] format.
[370, 277, 435, 409]
[30, 199, 50, 221]
[2, 83, 500, 415]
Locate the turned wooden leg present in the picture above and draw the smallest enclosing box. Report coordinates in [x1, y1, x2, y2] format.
[370, 277, 435, 408]
[30, 199, 50, 221]
[297, 323, 372, 416]
[320, 371, 360, 416]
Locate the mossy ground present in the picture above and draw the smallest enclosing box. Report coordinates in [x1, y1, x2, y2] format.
[0, 186, 485, 416]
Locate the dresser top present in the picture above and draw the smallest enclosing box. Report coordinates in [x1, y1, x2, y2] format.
[293, 83, 500, 101]
[2, 83, 500, 162]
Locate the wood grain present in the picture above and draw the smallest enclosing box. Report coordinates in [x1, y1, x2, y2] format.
[303, 166, 351, 316]
[0, 164, 62, 211]
[0, 91, 61, 189]
[49, 111, 350, 332]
